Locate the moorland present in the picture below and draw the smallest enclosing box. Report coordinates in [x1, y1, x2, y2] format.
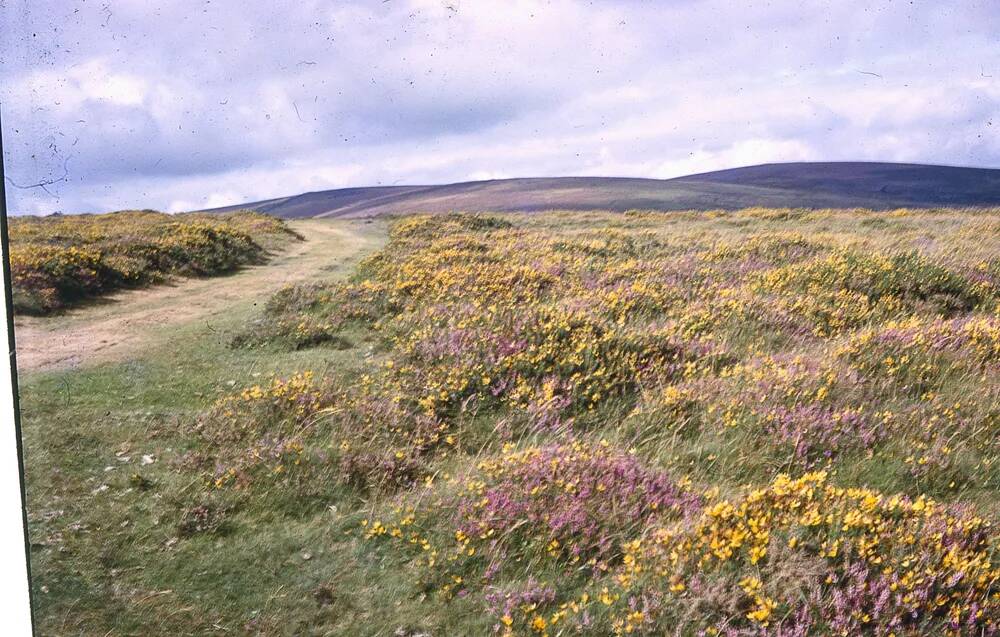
[13, 206, 1000, 636]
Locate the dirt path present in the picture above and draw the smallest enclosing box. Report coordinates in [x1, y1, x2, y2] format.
[12, 219, 384, 374]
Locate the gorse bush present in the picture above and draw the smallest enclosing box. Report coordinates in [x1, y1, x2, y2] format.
[614, 472, 1000, 636]
[200, 209, 1000, 635]
[757, 249, 990, 335]
[9, 210, 297, 314]
[367, 468, 999, 635]
[230, 282, 346, 349]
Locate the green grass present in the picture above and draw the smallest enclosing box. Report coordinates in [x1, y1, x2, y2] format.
[16, 221, 459, 635]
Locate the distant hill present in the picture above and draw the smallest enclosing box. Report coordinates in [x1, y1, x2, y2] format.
[200, 162, 1000, 218]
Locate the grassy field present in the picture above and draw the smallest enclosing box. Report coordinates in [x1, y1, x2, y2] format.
[17, 209, 1000, 635]
[9, 210, 298, 314]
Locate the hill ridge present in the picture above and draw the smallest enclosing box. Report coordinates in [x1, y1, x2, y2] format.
[199, 161, 1000, 218]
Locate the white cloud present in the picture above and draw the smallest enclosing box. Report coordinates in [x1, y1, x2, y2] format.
[1, 0, 998, 214]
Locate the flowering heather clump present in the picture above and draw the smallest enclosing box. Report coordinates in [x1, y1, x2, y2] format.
[194, 372, 333, 490]
[698, 233, 824, 270]
[9, 210, 296, 314]
[762, 403, 875, 461]
[763, 249, 986, 313]
[840, 315, 1000, 383]
[607, 472, 1000, 636]
[205, 209, 1000, 635]
[369, 466, 1000, 636]
[639, 355, 887, 468]
[756, 249, 991, 336]
[331, 380, 454, 490]
[196, 369, 458, 494]
[364, 440, 701, 629]
[392, 304, 728, 416]
[454, 441, 702, 565]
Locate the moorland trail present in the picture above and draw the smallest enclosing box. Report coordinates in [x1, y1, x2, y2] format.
[12, 219, 382, 374]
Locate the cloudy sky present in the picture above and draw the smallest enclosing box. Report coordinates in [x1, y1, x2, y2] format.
[1, 0, 998, 215]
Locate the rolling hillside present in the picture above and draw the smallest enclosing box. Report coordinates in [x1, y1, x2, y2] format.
[201, 162, 1000, 218]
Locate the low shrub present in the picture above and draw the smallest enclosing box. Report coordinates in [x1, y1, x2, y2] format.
[9, 210, 297, 313]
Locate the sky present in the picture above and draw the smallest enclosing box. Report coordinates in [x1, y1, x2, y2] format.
[0, 0, 998, 215]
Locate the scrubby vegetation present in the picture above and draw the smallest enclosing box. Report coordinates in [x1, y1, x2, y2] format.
[191, 209, 1000, 635]
[9, 210, 298, 314]
[21, 209, 1000, 635]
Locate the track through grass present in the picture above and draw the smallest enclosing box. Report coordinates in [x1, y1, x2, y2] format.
[18, 219, 395, 635]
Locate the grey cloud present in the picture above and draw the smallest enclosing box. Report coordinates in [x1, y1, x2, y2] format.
[1, 0, 999, 214]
